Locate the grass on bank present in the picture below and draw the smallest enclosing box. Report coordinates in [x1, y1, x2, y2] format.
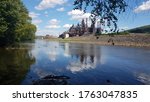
[43, 33, 150, 47]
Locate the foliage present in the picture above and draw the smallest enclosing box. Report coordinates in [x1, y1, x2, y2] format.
[0, 0, 36, 46]
[108, 31, 129, 35]
[81, 19, 86, 34]
[74, 0, 127, 32]
[128, 25, 150, 34]
[76, 23, 82, 36]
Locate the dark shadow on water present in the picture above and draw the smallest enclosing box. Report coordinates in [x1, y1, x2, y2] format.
[0, 48, 35, 85]
[32, 75, 70, 85]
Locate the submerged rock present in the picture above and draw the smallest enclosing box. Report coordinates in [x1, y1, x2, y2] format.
[33, 75, 70, 85]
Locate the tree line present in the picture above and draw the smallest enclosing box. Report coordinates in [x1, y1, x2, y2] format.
[59, 18, 102, 38]
[0, 0, 36, 46]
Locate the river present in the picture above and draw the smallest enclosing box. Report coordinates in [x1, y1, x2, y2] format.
[0, 39, 150, 85]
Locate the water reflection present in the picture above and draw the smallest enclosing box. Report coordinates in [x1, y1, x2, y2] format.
[135, 72, 150, 84]
[30, 40, 60, 62]
[33, 75, 70, 85]
[0, 48, 35, 84]
[61, 43, 101, 73]
[67, 56, 97, 73]
[64, 43, 70, 57]
[1, 40, 150, 85]
[48, 44, 58, 62]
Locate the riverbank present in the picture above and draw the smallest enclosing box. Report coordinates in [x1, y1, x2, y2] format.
[47, 34, 150, 47]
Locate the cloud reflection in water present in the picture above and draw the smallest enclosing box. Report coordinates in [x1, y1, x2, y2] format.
[61, 43, 101, 73]
[135, 72, 150, 84]
[67, 56, 97, 73]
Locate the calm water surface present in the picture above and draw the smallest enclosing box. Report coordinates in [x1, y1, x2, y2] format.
[0, 39, 150, 85]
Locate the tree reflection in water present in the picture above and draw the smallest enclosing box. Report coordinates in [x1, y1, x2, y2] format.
[1, 40, 150, 85]
[0, 48, 35, 84]
[61, 43, 101, 73]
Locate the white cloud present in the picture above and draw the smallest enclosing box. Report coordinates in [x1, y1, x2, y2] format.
[68, 9, 83, 15]
[36, 29, 62, 36]
[32, 19, 42, 25]
[29, 12, 40, 18]
[35, 0, 67, 10]
[32, 19, 42, 28]
[46, 25, 61, 29]
[68, 9, 91, 20]
[63, 24, 72, 28]
[134, 0, 150, 13]
[49, 19, 60, 25]
[46, 19, 60, 29]
[57, 7, 65, 11]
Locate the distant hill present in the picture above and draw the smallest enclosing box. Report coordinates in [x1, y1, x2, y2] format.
[128, 25, 150, 34]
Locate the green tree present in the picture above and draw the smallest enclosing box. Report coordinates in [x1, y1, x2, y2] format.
[76, 23, 82, 36]
[74, 0, 127, 32]
[0, 0, 36, 46]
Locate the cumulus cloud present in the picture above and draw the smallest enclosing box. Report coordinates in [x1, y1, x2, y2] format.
[63, 24, 72, 28]
[31, 19, 42, 29]
[46, 25, 61, 29]
[32, 19, 42, 25]
[29, 12, 40, 18]
[134, 0, 150, 13]
[68, 9, 91, 20]
[36, 28, 63, 36]
[35, 0, 67, 10]
[57, 7, 65, 11]
[49, 19, 60, 25]
[68, 9, 83, 15]
[46, 19, 61, 29]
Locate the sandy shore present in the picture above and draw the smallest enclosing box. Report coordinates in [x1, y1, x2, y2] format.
[47, 34, 150, 47]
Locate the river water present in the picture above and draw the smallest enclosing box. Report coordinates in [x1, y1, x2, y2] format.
[0, 39, 150, 85]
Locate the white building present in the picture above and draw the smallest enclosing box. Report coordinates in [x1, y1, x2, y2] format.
[65, 33, 69, 38]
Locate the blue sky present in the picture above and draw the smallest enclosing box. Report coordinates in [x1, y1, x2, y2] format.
[22, 0, 150, 36]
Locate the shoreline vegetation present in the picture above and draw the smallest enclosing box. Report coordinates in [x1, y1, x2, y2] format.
[45, 34, 150, 47]
[0, 0, 36, 47]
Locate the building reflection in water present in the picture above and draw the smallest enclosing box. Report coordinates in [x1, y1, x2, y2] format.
[64, 43, 70, 57]
[61, 43, 101, 73]
[38, 41, 60, 62]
